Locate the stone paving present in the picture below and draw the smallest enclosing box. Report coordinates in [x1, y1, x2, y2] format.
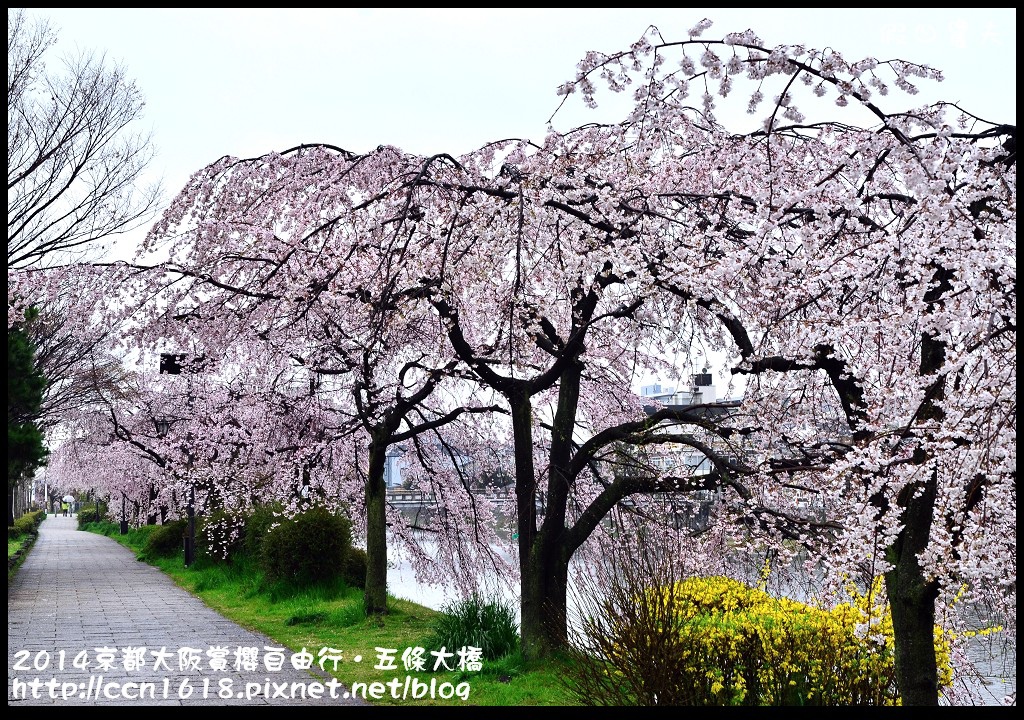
[7, 514, 367, 706]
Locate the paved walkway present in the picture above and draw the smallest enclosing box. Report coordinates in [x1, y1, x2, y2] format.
[8, 514, 367, 706]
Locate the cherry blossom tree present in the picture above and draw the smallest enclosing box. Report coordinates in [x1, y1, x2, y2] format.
[398, 136, 780, 660]
[50, 335, 357, 533]
[543, 20, 1015, 704]
[55, 18, 1013, 706]
[134, 137, 772, 643]
[130, 144, 510, 613]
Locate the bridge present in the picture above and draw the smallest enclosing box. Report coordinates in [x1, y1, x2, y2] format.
[385, 488, 513, 508]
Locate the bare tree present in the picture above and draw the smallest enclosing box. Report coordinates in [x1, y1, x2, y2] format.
[7, 8, 162, 269]
[28, 301, 136, 432]
[8, 9, 162, 523]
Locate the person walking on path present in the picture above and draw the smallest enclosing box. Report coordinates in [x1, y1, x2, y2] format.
[8, 513, 368, 706]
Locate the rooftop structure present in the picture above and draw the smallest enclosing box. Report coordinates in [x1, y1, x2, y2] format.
[641, 369, 716, 406]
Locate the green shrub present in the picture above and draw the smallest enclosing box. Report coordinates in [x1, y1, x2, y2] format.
[241, 503, 284, 560]
[132, 525, 159, 542]
[76, 502, 107, 525]
[143, 519, 189, 558]
[425, 593, 520, 662]
[341, 546, 367, 589]
[259, 505, 352, 587]
[564, 574, 953, 706]
[28, 509, 46, 530]
[8, 510, 45, 538]
[9, 517, 32, 539]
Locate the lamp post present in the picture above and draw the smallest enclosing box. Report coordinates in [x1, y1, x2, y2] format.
[120, 492, 129, 535]
[153, 416, 170, 526]
[184, 484, 195, 567]
[160, 352, 198, 568]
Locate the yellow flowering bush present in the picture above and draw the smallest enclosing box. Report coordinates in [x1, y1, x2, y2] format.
[591, 575, 954, 705]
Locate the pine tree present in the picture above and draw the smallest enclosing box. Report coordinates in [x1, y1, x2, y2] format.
[8, 307, 48, 525]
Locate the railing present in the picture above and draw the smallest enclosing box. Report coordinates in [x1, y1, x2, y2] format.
[385, 489, 436, 506]
[385, 487, 515, 506]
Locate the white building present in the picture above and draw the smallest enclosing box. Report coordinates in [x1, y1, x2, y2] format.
[384, 447, 406, 489]
[638, 370, 742, 476]
[640, 369, 718, 406]
[382, 443, 482, 490]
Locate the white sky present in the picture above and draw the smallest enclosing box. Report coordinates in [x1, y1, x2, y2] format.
[19, 7, 1018, 390]
[29, 8, 1016, 206]
[16, 10, 1018, 557]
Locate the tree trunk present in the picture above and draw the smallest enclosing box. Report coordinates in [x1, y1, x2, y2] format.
[520, 535, 570, 659]
[8, 482, 17, 526]
[508, 389, 550, 659]
[885, 470, 940, 706]
[147, 485, 157, 525]
[364, 436, 389, 615]
[516, 363, 580, 661]
[885, 274, 949, 705]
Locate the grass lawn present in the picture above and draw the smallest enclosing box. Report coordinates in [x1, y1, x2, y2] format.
[8, 532, 38, 583]
[8, 537, 26, 559]
[80, 520, 578, 706]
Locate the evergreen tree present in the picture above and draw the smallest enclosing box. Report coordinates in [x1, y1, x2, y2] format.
[8, 307, 48, 525]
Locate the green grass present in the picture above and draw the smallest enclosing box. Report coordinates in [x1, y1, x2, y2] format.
[83, 521, 577, 706]
[8, 537, 25, 559]
[8, 530, 38, 582]
[425, 593, 520, 661]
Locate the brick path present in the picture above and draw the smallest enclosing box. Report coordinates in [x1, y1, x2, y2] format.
[7, 514, 367, 705]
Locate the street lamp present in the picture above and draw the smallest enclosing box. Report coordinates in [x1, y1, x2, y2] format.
[150, 415, 171, 527]
[160, 352, 197, 568]
[120, 492, 129, 535]
[185, 483, 196, 567]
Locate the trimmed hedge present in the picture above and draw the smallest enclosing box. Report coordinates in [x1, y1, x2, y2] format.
[341, 546, 367, 589]
[191, 503, 366, 591]
[8, 509, 46, 538]
[259, 505, 352, 586]
[76, 501, 107, 525]
[242, 503, 283, 560]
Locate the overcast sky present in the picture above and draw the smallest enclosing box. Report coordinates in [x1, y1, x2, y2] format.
[29, 9, 1016, 203]
[16, 8, 1018, 391]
